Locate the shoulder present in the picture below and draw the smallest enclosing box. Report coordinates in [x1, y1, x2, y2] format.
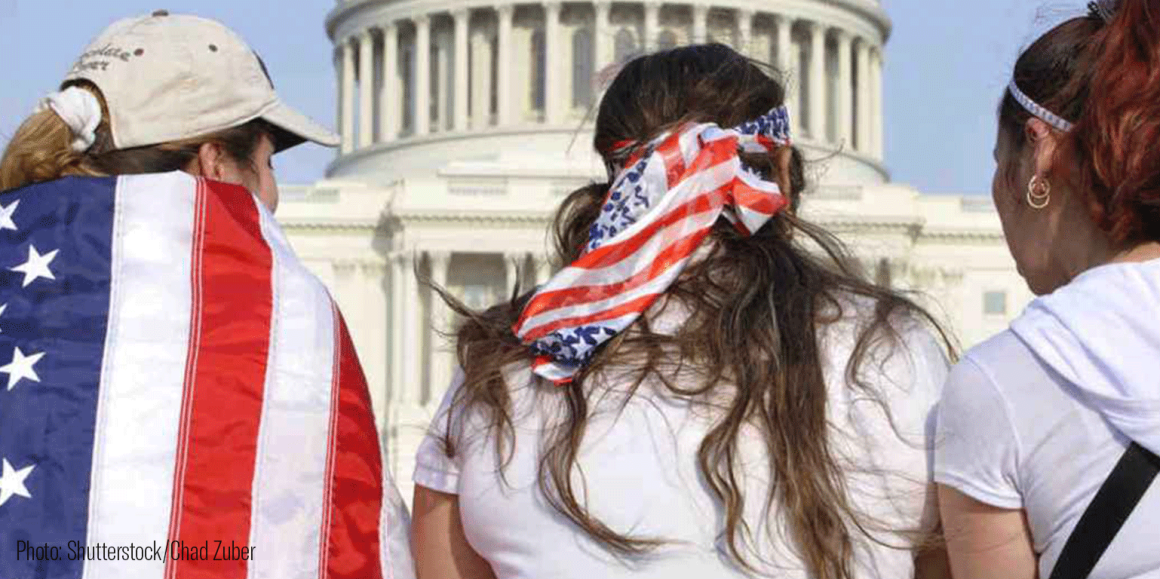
[941, 331, 1033, 426]
[941, 325, 1088, 450]
[961, 330, 1036, 376]
[943, 327, 1097, 452]
[948, 330, 1057, 415]
[934, 332, 1030, 508]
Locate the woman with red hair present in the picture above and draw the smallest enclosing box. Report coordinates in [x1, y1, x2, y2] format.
[936, 1, 1160, 577]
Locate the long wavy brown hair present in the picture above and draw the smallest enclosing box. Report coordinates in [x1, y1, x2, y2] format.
[434, 44, 951, 579]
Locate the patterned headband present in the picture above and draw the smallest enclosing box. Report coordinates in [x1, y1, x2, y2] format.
[1089, 0, 1116, 23]
[514, 106, 792, 384]
[1008, 80, 1074, 132]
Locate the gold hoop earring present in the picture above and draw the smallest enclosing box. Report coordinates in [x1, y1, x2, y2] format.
[1028, 175, 1051, 209]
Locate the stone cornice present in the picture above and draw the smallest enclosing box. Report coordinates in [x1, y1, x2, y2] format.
[279, 219, 380, 232]
[806, 212, 923, 232]
[279, 211, 1002, 243]
[916, 228, 1006, 243]
[326, 0, 890, 45]
[329, 257, 391, 271]
[326, 130, 888, 182]
[397, 210, 552, 225]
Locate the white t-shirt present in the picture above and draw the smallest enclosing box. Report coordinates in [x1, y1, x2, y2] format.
[935, 330, 1160, 578]
[414, 303, 949, 579]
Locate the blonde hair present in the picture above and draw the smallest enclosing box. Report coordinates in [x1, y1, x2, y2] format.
[1, 82, 274, 192]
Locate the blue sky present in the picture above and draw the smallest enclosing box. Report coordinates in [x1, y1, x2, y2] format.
[1, 0, 1082, 194]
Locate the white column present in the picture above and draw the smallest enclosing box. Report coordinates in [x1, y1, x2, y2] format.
[737, 10, 754, 56]
[545, 2, 563, 124]
[428, 251, 453, 402]
[390, 253, 408, 404]
[359, 261, 389, 419]
[415, 15, 431, 136]
[471, 27, 493, 129]
[497, 5, 515, 125]
[371, 261, 391, 413]
[384, 256, 402, 486]
[403, 253, 423, 404]
[856, 39, 870, 153]
[454, 10, 470, 131]
[775, 16, 799, 134]
[392, 251, 425, 502]
[808, 22, 826, 142]
[872, 48, 884, 159]
[340, 38, 355, 154]
[359, 30, 375, 148]
[836, 30, 853, 149]
[693, 5, 709, 44]
[436, 31, 450, 132]
[595, 1, 611, 69]
[381, 22, 399, 142]
[643, 2, 659, 52]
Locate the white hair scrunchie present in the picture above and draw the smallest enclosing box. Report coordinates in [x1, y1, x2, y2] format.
[35, 87, 102, 153]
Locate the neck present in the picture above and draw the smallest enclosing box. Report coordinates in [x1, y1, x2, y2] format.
[1110, 241, 1160, 265]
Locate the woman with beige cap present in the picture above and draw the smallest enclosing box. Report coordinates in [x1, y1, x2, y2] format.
[0, 11, 415, 579]
[0, 9, 337, 205]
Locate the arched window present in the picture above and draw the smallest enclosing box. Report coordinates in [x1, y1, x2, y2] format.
[658, 30, 678, 50]
[614, 28, 637, 63]
[572, 28, 594, 108]
[531, 29, 546, 116]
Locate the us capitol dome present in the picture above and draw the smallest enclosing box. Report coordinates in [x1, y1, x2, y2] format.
[275, 0, 1029, 497]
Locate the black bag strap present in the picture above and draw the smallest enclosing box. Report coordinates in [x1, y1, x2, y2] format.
[1049, 442, 1160, 579]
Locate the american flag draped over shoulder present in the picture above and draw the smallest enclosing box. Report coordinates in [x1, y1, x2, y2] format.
[513, 106, 792, 384]
[0, 173, 414, 579]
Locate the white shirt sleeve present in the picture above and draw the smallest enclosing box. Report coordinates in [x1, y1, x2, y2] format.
[934, 355, 1024, 509]
[412, 368, 466, 495]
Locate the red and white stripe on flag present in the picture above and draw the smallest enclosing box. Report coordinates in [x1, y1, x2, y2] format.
[80, 172, 413, 579]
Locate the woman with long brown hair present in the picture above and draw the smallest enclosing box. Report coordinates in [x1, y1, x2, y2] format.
[937, 1, 1160, 577]
[412, 44, 952, 579]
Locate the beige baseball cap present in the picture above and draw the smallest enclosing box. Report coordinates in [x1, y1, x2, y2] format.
[63, 10, 340, 152]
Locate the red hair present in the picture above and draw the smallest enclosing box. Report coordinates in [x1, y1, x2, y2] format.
[1000, 0, 1160, 244]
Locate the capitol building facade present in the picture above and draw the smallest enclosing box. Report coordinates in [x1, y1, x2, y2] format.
[277, 0, 1031, 499]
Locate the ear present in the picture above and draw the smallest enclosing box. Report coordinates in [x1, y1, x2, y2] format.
[195, 142, 229, 181]
[1024, 118, 1059, 177]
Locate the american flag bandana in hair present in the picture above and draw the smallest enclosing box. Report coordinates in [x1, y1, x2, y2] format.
[513, 106, 792, 384]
